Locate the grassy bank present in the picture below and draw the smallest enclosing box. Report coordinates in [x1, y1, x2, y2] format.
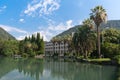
[76, 57, 120, 66]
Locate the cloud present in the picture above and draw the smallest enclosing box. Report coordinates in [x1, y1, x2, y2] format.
[0, 19, 73, 41]
[48, 20, 73, 31]
[24, 0, 60, 16]
[16, 35, 26, 40]
[0, 5, 7, 13]
[37, 20, 73, 41]
[19, 18, 25, 23]
[0, 24, 27, 34]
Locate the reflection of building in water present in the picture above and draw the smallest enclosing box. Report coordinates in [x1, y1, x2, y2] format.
[44, 41, 69, 56]
[44, 59, 74, 80]
[44, 58, 117, 80]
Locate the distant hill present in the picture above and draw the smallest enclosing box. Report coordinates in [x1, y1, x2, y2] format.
[55, 20, 120, 38]
[0, 27, 16, 40]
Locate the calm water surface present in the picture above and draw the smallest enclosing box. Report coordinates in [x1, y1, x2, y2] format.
[0, 57, 119, 80]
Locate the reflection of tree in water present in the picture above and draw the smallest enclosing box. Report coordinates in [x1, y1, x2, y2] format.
[44, 58, 117, 80]
[17, 58, 44, 80]
[0, 57, 17, 78]
[116, 67, 120, 80]
[0, 58, 44, 80]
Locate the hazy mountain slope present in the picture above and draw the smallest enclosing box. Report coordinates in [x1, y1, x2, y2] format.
[0, 27, 16, 40]
[55, 20, 120, 37]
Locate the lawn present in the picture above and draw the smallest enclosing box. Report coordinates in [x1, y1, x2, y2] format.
[88, 58, 111, 62]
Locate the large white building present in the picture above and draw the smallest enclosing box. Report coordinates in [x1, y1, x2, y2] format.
[44, 41, 69, 56]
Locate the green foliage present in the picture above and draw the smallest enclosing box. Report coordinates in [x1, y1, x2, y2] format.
[0, 32, 44, 57]
[100, 28, 120, 65]
[72, 19, 96, 58]
[101, 42, 120, 58]
[101, 43, 120, 65]
[19, 33, 44, 57]
[102, 28, 120, 44]
[0, 40, 19, 56]
[113, 55, 120, 64]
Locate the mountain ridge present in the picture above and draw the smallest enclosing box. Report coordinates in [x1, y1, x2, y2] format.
[0, 27, 16, 40]
[55, 20, 120, 38]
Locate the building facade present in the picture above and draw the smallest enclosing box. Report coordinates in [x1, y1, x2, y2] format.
[44, 41, 69, 56]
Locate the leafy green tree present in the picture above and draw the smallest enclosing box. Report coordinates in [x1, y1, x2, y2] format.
[36, 33, 41, 44]
[72, 32, 79, 56]
[90, 6, 107, 58]
[102, 28, 120, 44]
[31, 34, 36, 42]
[39, 38, 44, 54]
[72, 19, 96, 58]
[24, 36, 28, 41]
[19, 33, 44, 57]
[101, 42, 120, 58]
[0, 40, 19, 56]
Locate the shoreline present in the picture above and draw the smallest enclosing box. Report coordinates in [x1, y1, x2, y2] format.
[44, 56, 120, 67]
[76, 58, 120, 67]
[0, 55, 119, 67]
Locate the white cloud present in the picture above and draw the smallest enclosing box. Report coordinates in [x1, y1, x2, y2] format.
[19, 18, 25, 23]
[0, 5, 7, 13]
[0, 19, 74, 41]
[24, 0, 60, 16]
[32, 29, 53, 41]
[0, 24, 27, 34]
[48, 20, 73, 31]
[37, 20, 73, 41]
[38, 31, 51, 41]
[16, 35, 26, 40]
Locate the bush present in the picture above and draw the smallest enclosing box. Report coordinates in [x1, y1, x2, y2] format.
[101, 42, 120, 65]
[113, 55, 120, 64]
[90, 50, 98, 58]
[37, 51, 44, 55]
[22, 53, 28, 57]
[101, 42, 120, 58]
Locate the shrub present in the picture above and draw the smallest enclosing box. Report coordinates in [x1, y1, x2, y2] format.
[113, 55, 120, 64]
[101, 42, 120, 58]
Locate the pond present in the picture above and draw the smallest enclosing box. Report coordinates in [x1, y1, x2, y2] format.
[0, 57, 119, 80]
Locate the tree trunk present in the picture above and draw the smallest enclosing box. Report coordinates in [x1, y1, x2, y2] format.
[64, 41, 65, 55]
[84, 51, 87, 59]
[97, 26, 101, 58]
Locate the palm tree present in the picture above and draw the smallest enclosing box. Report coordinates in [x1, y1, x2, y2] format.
[72, 32, 79, 56]
[82, 18, 94, 29]
[90, 6, 107, 58]
[72, 19, 96, 58]
[65, 35, 72, 55]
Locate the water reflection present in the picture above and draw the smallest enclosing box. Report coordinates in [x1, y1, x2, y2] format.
[0, 57, 119, 80]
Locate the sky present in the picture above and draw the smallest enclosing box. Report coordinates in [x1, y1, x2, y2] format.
[0, 0, 120, 41]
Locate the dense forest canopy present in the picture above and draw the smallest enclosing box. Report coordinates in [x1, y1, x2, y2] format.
[0, 28, 44, 57]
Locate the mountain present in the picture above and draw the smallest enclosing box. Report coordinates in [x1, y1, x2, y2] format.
[0, 27, 16, 40]
[55, 20, 120, 38]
